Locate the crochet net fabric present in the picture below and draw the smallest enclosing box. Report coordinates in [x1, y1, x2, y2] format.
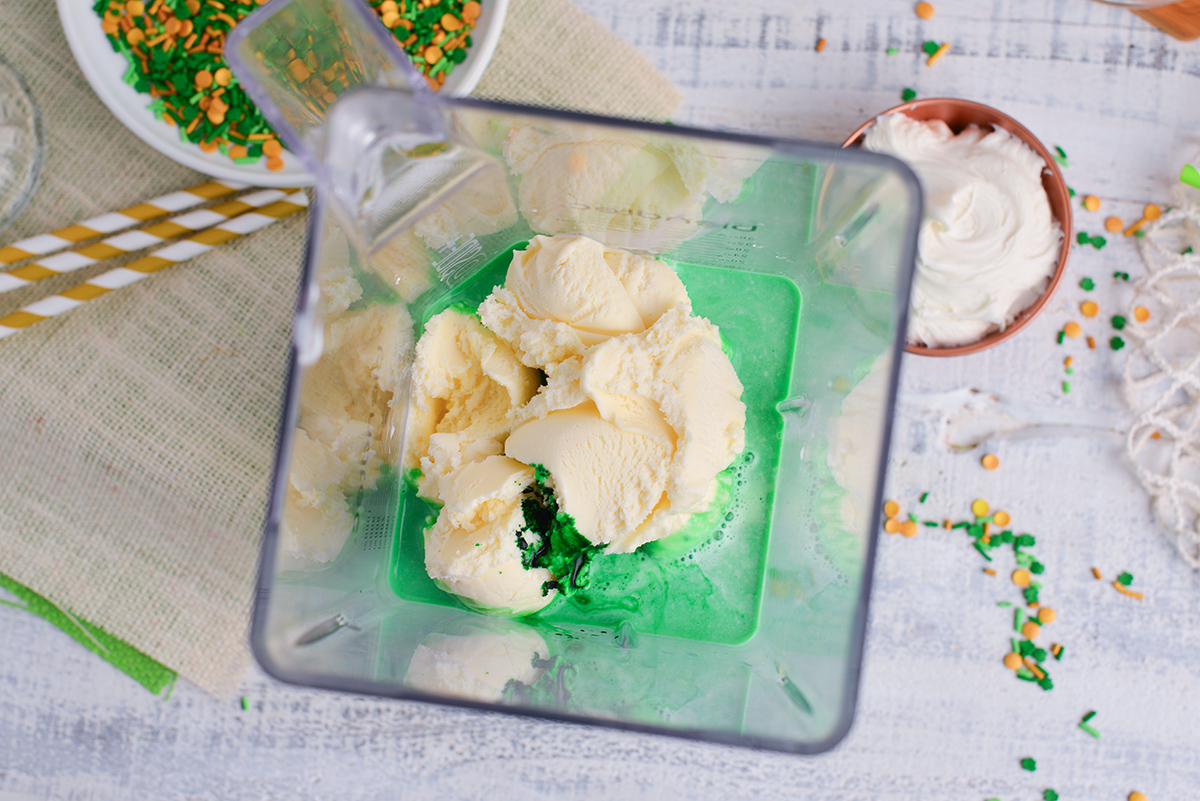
[1123, 199, 1200, 568]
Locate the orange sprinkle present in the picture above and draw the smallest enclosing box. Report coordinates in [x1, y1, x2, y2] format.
[262, 138, 283, 157]
[1144, 203, 1161, 221]
[1037, 607, 1057, 624]
[1003, 652, 1023, 670]
[943, 519, 952, 529]
[1087, 336, 1096, 350]
[194, 68, 213, 89]
[1012, 569, 1031, 588]
[983, 568, 996, 576]
[992, 510, 1010, 527]
[815, 37, 826, 52]
[1151, 432, 1162, 440]
[266, 156, 285, 171]
[883, 500, 900, 518]
[1024, 658, 1046, 680]
[1091, 567, 1102, 579]
[1063, 321, 1082, 338]
[915, 1, 934, 18]
[884, 518, 901, 534]
[1134, 306, 1150, 323]
[1125, 218, 1147, 237]
[1105, 216, 1123, 233]
[1027, 601, 1040, 608]
[900, 520, 919, 538]
[1064, 356, 1074, 368]
[1051, 643, 1062, 657]
[1081, 300, 1099, 318]
[1083, 195, 1101, 212]
[198, 139, 218, 153]
[1113, 581, 1145, 600]
[227, 144, 247, 159]
[982, 453, 999, 470]
[1021, 620, 1041, 639]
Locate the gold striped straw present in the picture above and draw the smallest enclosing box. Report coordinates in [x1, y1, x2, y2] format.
[0, 187, 299, 296]
[0, 179, 249, 267]
[0, 191, 308, 340]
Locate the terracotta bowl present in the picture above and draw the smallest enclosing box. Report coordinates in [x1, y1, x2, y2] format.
[843, 98, 1073, 357]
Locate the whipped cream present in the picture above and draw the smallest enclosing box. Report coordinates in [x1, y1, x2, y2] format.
[864, 113, 1062, 348]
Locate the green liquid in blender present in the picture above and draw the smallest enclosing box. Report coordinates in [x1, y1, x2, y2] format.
[387, 243, 801, 646]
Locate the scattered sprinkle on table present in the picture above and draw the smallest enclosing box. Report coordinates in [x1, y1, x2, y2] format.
[884, 517, 901, 534]
[1037, 606, 1056, 624]
[1021, 757, 1037, 772]
[982, 453, 1000, 470]
[1112, 315, 1127, 330]
[901, 87, 917, 101]
[1130, 792, 1148, 801]
[1080, 277, 1095, 291]
[1083, 194, 1101, 212]
[1134, 305, 1150, 322]
[1118, 571, 1133, 585]
[887, 46, 898, 55]
[993, 510, 1010, 526]
[1044, 789, 1059, 801]
[972, 499, 989, 517]
[901, 520, 919, 537]
[1106, 216, 1124, 232]
[1054, 146, 1069, 167]
[1115, 271, 1130, 281]
[926, 41, 951, 65]
[1081, 300, 1098, 318]
[1092, 567, 1102, 579]
[240, 696, 250, 710]
[1064, 356, 1074, 368]
[1087, 335, 1097, 350]
[1079, 710, 1101, 738]
[922, 40, 940, 55]
[815, 37, 827, 52]
[916, 1, 934, 18]
[919, 492, 929, 503]
[884, 500, 899, 518]
[1076, 232, 1107, 249]
[1064, 321, 1082, 338]
[1111, 336, 1126, 351]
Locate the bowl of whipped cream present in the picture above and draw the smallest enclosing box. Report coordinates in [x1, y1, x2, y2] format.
[843, 98, 1072, 356]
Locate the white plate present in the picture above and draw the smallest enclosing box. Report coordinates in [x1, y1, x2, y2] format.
[56, 0, 507, 187]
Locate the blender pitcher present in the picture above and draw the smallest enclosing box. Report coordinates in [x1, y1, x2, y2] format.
[225, 0, 922, 754]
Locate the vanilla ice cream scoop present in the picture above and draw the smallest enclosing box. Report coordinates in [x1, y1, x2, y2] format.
[479, 234, 689, 367]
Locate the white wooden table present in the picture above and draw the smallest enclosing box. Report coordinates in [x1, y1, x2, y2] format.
[4, 1, 1200, 798]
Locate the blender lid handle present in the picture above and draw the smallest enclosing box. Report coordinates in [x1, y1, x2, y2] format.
[225, 0, 428, 174]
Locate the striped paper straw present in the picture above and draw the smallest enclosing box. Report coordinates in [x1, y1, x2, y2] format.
[0, 191, 308, 340]
[0, 187, 299, 295]
[0, 179, 249, 267]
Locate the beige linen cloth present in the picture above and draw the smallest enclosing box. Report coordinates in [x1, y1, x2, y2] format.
[0, 0, 680, 698]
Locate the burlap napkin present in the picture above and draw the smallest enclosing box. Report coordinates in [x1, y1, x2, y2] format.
[0, 0, 680, 698]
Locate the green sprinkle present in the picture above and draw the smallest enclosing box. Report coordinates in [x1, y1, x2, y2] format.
[1082, 710, 1097, 723]
[1091, 235, 1107, 249]
[1080, 277, 1095, 290]
[1065, 368, 1074, 375]
[923, 521, 938, 527]
[1039, 676, 1054, 691]
[996, 531, 1014, 544]
[240, 697, 249, 711]
[1030, 561, 1045, 574]
[974, 541, 994, 561]
[1080, 722, 1101, 739]
[1054, 645, 1064, 660]
[1110, 336, 1126, 351]
[1024, 586, 1040, 603]
[1076, 231, 1091, 245]
[1017, 668, 1036, 681]
[886, 46, 899, 54]
[952, 521, 969, 529]
[1114, 271, 1130, 280]
[1055, 145, 1068, 160]
[968, 524, 983, 538]
[908, 513, 918, 522]
[1019, 639, 1035, 656]
[1011, 637, 1020, 652]
[901, 87, 917, 102]
[1183, 247, 1194, 255]
[1044, 789, 1059, 801]
[998, 601, 1013, 607]
[1015, 608, 1025, 632]
[919, 492, 929, 503]
[1057, 330, 1065, 345]
[1063, 380, 1073, 393]
[1112, 315, 1127, 330]
[1068, 186, 1076, 197]
[923, 40, 940, 55]
[1015, 552, 1034, 567]
[1118, 571, 1133, 586]
[1135, 229, 1146, 238]
[1182, 163, 1200, 190]
[1016, 534, 1036, 547]
[1021, 757, 1037, 771]
[1032, 647, 1047, 662]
